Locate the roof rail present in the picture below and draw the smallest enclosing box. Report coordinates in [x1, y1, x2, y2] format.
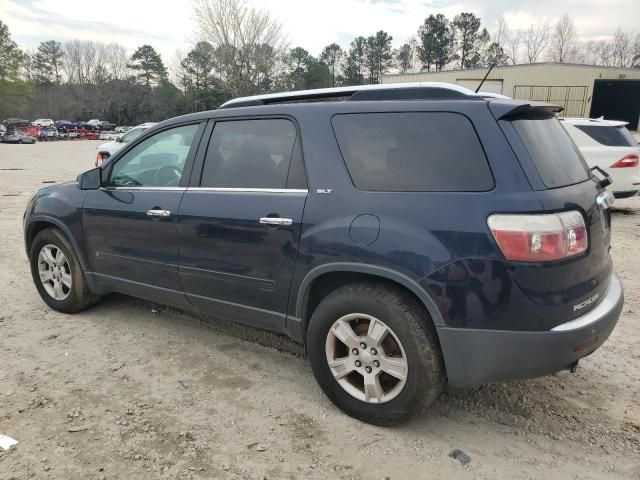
[219, 82, 480, 108]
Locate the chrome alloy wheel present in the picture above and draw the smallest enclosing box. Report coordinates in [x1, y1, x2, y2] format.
[325, 313, 408, 404]
[37, 244, 72, 301]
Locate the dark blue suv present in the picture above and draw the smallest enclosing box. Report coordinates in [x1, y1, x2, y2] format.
[24, 83, 624, 424]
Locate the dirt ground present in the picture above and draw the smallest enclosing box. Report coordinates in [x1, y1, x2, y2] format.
[0, 140, 638, 480]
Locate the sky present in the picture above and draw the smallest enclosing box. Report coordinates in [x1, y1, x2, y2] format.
[2, 0, 638, 63]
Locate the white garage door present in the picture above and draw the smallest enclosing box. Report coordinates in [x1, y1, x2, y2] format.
[456, 79, 504, 95]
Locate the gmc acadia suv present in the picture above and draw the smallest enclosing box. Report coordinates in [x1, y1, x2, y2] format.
[23, 83, 624, 424]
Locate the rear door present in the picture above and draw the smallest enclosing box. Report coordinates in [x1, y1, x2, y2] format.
[178, 117, 308, 332]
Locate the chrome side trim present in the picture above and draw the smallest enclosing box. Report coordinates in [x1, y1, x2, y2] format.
[551, 275, 623, 332]
[101, 186, 186, 192]
[187, 187, 308, 194]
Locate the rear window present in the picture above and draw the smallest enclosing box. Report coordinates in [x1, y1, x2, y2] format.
[332, 112, 493, 192]
[511, 115, 589, 188]
[574, 125, 637, 147]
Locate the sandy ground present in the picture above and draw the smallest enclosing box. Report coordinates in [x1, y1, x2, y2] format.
[0, 140, 638, 480]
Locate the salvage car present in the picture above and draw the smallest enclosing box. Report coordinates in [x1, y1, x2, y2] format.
[3, 131, 36, 144]
[561, 118, 640, 198]
[24, 83, 623, 425]
[32, 118, 55, 127]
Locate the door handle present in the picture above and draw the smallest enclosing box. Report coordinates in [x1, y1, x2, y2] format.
[147, 209, 171, 218]
[259, 217, 293, 226]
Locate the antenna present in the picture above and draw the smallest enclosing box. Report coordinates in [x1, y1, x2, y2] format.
[475, 63, 496, 93]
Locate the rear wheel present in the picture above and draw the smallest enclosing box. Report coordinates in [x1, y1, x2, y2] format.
[307, 282, 445, 425]
[29, 228, 98, 313]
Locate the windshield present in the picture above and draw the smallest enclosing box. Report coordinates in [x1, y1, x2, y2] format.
[121, 127, 146, 143]
[511, 114, 590, 189]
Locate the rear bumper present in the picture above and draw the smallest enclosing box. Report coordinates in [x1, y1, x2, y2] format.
[437, 275, 624, 388]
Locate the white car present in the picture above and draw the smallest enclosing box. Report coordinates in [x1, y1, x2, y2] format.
[95, 122, 157, 166]
[561, 118, 640, 198]
[32, 118, 54, 127]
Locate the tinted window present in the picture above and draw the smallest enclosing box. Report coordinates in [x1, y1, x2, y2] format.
[574, 125, 637, 147]
[202, 119, 298, 189]
[110, 124, 198, 187]
[511, 115, 589, 188]
[331, 112, 493, 192]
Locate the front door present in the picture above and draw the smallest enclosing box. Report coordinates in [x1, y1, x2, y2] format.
[178, 118, 308, 332]
[83, 123, 203, 305]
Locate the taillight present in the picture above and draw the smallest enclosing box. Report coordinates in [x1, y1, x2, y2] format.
[488, 211, 588, 262]
[96, 153, 103, 167]
[610, 154, 639, 168]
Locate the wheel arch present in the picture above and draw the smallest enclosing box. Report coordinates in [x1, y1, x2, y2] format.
[25, 217, 95, 290]
[295, 263, 445, 343]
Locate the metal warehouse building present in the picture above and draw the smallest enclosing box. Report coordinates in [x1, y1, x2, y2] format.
[383, 63, 640, 130]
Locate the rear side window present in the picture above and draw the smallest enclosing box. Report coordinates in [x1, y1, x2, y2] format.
[574, 125, 637, 147]
[511, 115, 589, 188]
[201, 119, 300, 189]
[332, 112, 493, 192]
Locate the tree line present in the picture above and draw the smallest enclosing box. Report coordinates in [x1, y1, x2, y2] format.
[1, 0, 639, 124]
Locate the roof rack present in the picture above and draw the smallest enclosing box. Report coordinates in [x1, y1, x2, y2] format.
[219, 82, 480, 108]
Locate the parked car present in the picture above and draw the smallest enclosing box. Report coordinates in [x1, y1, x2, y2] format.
[3, 118, 30, 127]
[87, 119, 101, 127]
[3, 131, 36, 143]
[115, 126, 131, 133]
[55, 120, 76, 129]
[95, 122, 157, 166]
[24, 83, 623, 425]
[0, 124, 6, 141]
[32, 118, 55, 127]
[98, 120, 115, 131]
[561, 117, 640, 199]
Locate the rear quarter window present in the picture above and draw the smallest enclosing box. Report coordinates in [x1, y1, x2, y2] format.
[574, 125, 637, 147]
[331, 112, 494, 192]
[510, 115, 590, 189]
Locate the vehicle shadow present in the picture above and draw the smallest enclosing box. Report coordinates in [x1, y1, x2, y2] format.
[88, 292, 638, 457]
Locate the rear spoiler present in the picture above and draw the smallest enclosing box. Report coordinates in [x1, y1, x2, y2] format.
[489, 100, 564, 120]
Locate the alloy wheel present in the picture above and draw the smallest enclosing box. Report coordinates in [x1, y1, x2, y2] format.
[325, 313, 408, 404]
[37, 244, 72, 300]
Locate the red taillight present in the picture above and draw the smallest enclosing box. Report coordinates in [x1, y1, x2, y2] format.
[610, 154, 639, 168]
[488, 211, 588, 262]
[96, 153, 103, 167]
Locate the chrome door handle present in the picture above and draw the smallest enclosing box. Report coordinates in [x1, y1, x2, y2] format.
[259, 217, 293, 226]
[147, 209, 171, 218]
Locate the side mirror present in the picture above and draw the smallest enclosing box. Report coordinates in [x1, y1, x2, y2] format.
[77, 167, 102, 190]
[115, 136, 122, 143]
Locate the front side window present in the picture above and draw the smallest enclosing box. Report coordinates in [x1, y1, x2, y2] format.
[110, 124, 199, 187]
[201, 119, 298, 189]
[332, 112, 494, 192]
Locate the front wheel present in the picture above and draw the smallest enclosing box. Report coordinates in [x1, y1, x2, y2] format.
[29, 228, 98, 313]
[307, 282, 445, 425]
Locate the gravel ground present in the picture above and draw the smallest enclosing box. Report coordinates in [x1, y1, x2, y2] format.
[0, 140, 639, 479]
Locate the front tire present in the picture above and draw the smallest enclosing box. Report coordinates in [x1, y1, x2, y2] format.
[307, 282, 445, 425]
[29, 228, 98, 313]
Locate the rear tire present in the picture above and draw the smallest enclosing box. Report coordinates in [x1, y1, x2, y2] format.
[29, 228, 98, 313]
[307, 282, 445, 425]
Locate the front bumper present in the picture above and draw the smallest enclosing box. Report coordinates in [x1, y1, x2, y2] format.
[437, 275, 624, 388]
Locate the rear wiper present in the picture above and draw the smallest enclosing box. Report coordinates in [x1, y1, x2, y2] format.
[591, 166, 612, 188]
